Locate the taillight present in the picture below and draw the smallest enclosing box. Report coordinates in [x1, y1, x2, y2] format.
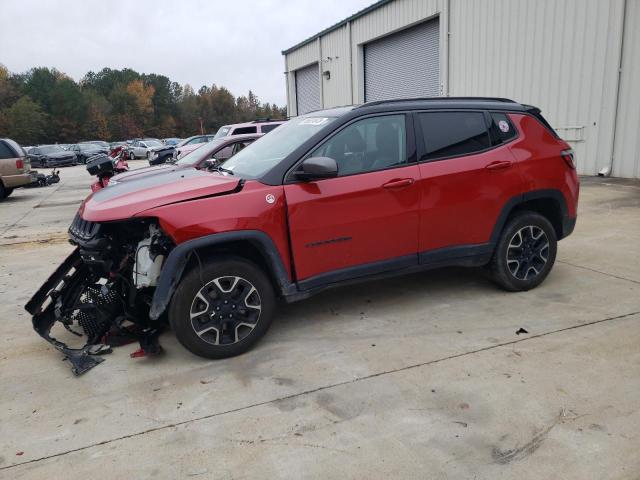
[16, 159, 24, 170]
[561, 149, 576, 169]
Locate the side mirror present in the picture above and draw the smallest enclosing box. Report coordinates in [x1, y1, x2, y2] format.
[203, 158, 218, 169]
[295, 157, 338, 181]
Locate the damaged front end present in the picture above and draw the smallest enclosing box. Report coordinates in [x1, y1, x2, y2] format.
[25, 213, 174, 375]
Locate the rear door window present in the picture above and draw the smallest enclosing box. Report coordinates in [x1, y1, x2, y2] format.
[418, 111, 490, 161]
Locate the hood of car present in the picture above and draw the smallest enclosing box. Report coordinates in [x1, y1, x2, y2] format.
[111, 164, 176, 183]
[177, 143, 205, 155]
[80, 168, 240, 222]
[151, 145, 175, 153]
[45, 151, 75, 159]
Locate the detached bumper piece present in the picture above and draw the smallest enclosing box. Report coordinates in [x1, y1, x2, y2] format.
[24, 249, 161, 376]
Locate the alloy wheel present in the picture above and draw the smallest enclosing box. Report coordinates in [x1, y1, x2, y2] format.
[189, 276, 261, 346]
[506, 225, 550, 280]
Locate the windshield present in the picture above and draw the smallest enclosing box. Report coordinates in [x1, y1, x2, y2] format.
[222, 116, 337, 179]
[175, 139, 225, 166]
[214, 127, 231, 138]
[176, 136, 198, 147]
[39, 145, 64, 154]
[79, 144, 99, 151]
[145, 140, 162, 147]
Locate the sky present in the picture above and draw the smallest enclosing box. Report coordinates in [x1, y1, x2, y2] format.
[0, 0, 373, 106]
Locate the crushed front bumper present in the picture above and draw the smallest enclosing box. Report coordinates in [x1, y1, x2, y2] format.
[24, 249, 107, 375]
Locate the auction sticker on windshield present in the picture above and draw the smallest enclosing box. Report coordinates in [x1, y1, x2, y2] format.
[300, 117, 330, 126]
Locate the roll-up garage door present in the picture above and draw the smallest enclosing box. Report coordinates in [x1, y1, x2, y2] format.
[364, 18, 440, 102]
[295, 63, 321, 115]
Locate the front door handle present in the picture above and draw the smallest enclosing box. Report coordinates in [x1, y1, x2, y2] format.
[382, 178, 415, 189]
[485, 160, 512, 170]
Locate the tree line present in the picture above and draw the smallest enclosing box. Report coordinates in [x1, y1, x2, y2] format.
[0, 65, 286, 145]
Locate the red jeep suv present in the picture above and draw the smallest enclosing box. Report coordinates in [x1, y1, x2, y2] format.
[26, 97, 579, 374]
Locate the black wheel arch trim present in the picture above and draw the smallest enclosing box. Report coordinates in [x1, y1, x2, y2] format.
[149, 230, 295, 321]
[489, 189, 572, 243]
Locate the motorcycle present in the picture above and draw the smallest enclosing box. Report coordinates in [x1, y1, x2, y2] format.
[88, 146, 129, 192]
[25, 169, 61, 188]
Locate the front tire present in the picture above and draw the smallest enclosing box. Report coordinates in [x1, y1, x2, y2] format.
[169, 256, 275, 359]
[129, 151, 135, 160]
[489, 211, 557, 291]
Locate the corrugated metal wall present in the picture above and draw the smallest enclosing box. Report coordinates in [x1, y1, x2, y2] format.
[320, 26, 352, 108]
[283, 0, 639, 177]
[612, 0, 640, 178]
[448, 0, 625, 176]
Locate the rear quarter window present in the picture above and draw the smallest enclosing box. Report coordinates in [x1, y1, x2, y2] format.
[4, 139, 25, 157]
[0, 141, 16, 159]
[489, 112, 517, 145]
[232, 126, 257, 135]
[260, 124, 280, 133]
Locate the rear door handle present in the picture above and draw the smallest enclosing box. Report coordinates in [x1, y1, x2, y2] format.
[485, 160, 512, 170]
[382, 178, 415, 189]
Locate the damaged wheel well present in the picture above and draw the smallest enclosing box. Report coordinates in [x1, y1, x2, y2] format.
[188, 240, 280, 292]
[148, 230, 295, 321]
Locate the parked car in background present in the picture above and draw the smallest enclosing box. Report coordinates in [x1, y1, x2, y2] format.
[109, 141, 127, 149]
[174, 142, 205, 160]
[69, 143, 109, 164]
[148, 144, 177, 166]
[162, 138, 181, 146]
[214, 119, 285, 138]
[27, 145, 77, 167]
[85, 140, 111, 149]
[0, 138, 32, 199]
[173, 134, 216, 159]
[127, 138, 163, 159]
[113, 133, 261, 183]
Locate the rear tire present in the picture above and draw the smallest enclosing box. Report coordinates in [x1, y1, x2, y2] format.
[4, 187, 13, 198]
[0, 182, 6, 200]
[169, 256, 275, 359]
[489, 211, 557, 291]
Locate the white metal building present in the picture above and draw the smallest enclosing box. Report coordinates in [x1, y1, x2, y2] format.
[282, 0, 640, 178]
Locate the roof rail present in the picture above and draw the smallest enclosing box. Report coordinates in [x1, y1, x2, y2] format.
[251, 118, 285, 123]
[357, 96, 518, 108]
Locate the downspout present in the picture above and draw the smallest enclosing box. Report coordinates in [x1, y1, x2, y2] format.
[599, 0, 627, 177]
[317, 37, 324, 108]
[442, 0, 451, 96]
[348, 20, 354, 105]
[284, 55, 291, 117]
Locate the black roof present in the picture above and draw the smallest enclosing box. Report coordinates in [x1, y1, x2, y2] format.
[295, 97, 530, 118]
[355, 96, 528, 112]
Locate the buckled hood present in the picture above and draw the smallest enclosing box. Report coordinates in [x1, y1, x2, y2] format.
[80, 168, 240, 222]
